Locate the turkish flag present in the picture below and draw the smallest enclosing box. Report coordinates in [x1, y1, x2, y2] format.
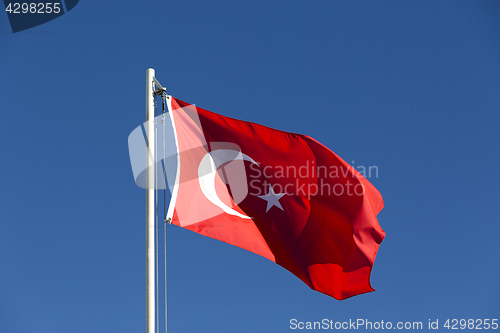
[166, 97, 385, 300]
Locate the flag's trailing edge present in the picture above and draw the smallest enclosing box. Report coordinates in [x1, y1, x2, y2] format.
[166, 96, 385, 300]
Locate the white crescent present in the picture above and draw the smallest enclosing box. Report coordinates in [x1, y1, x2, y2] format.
[198, 149, 258, 219]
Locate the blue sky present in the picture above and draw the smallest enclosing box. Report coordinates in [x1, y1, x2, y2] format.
[1, 1, 499, 332]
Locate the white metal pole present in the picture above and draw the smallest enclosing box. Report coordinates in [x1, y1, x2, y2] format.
[146, 68, 156, 333]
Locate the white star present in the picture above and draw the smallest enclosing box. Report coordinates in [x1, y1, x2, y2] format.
[258, 185, 286, 212]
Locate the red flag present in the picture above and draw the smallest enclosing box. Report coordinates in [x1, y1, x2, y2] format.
[166, 97, 385, 300]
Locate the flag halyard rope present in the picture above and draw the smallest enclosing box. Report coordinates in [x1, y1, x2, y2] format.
[154, 94, 159, 333]
[153, 79, 168, 333]
[162, 93, 168, 333]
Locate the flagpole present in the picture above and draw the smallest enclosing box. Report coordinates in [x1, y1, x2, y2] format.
[146, 68, 156, 333]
